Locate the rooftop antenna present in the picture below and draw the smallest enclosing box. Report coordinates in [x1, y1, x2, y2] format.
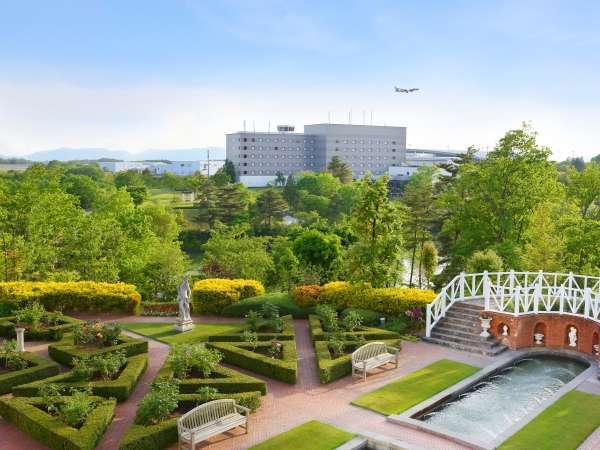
[370, 110, 373, 126]
[327, 111, 331, 124]
[252, 120, 255, 132]
[243, 120, 246, 132]
[348, 110, 352, 124]
[362, 110, 366, 125]
[268, 121, 271, 133]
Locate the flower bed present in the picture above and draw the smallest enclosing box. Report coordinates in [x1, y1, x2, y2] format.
[314, 339, 401, 384]
[48, 333, 148, 366]
[13, 354, 148, 402]
[206, 340, 298, 384]
[140, 302, 178, 317]
[0, 351, 60, 394]
[0, 314, 82, 341]
[207, 314, 295, 342]
[308, 314, 399, 342]
[0, 395, 116, 450]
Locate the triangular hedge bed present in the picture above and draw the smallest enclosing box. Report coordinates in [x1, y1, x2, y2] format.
[0, 314, 82, 341]
[12, 353, 148, 401]
[206, 340, 298, 384]
[207, 314, 295, 342]
[315, 338, 401, 383]
[0, 351, 59, 394]
[308, 314, 400, 342]
[118, 359, 265, 450]
[0, 395, 116, 450]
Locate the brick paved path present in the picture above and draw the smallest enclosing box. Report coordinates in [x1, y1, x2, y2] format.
[2, 315, 599, 449]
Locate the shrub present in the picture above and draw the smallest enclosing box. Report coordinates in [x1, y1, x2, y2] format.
[73, 320, 122, 347]
[72, 350, 128, 381]
[341, 310, 363, 332]
[135, 378, 179, 425]
[292, 284, 323, 307]
[341, 308, 380, 326]
[192, 278, 265, 314]
[207, 315, 295, 342]
[308, 314, 400, 342]
[315, 304, 338, 332]
[0, 339, 28, 370]
[222, 292, 312, 319]
[0, 281, 141, 315]
[0, 313, 82, 341]
[319, 281, 354, 307]
[167, 344, 223, 379]
[141, 302, 178, 316]
[0, 350, 59, 394]
[245, 310, 262, 332]
[14, 302, 46, 328]
[242, 330, 258, 350]
[466, 249, 504, 273]
[327, 332, 345, 358]
[59, 387, 96, 428]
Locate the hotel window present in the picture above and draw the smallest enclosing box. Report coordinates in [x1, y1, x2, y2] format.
[274, 146, 278, 150]
[243, 138, 247, 142]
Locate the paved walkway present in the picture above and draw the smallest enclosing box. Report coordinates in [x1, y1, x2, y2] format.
[2, 316, 599, 450]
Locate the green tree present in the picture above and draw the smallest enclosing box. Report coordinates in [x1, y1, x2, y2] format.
[283, 174, 299, 207]
[466, 249, 504, 273]
[195, 178, 218, 229]
[275, 171, 286, 187]
[255, 188, 288, 227]
[125, 185, 148, 206]
[421, 241, 438, 288]
[214, 183, 249, 225]
[346, 174, 404, 287]
[292, 229, 341, 282]
[269, 237, 299, 291]
[520, 202, 565, 272]
[212, 160, 236, 185]
[567, 162, 600, 218]
[402, 166, 436, 287]
[327, 156, 353, 183]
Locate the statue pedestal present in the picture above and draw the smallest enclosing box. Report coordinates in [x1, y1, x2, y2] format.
[173, 320, 194, 332]
[15, 327, 25, 352]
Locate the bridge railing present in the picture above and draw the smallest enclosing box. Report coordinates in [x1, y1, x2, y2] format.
[426, 271, 600, 337]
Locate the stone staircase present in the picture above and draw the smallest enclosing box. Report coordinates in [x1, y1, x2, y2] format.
[424, 301, 508, 356]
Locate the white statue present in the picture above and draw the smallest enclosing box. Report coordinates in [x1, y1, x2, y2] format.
[502, 324, 509, 336]
[568, 326, 577, 347]
[174, 276, 194, 332]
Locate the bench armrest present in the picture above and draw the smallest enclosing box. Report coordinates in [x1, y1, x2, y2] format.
[386, 345, 399, 354]
[235, 404, 251, 415]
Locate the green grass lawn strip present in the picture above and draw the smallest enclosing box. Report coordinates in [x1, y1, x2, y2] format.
[249, 420, 354, 450]
[499, 390, 600, 450]
[351, 359, 480, 415]
[121, 321, 242, 345]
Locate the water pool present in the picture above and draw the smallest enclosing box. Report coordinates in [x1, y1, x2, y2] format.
[417, 355, 588, 443]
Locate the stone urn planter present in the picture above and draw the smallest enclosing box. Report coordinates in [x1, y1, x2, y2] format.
[534, 332, 544, 345]
[479, 316, 492, 339]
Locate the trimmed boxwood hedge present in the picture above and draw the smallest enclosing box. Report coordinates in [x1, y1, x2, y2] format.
[315, 339, 401, 384]
[221, 292, 314, 319]
[48, 333, 148, 366]
[207, 340, 298, 384]
[0, 281, 141, 315]
[118, 391, 261, 450]
[0, 314, 83, 341]
[13, 353, 148, 402]
[207, 314, 295, 342]
[308, 314, 400, 342]
[0, 351, 60, 394]
[0, 395, 116, 450]
[155, 359, 267, 395]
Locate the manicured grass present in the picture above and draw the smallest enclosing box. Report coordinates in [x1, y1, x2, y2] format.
[222, 292, 313, 318]
[351, 359, 480, 415]
[121, 321, 242, 345]
[249, 420, 354, 450]
[500, 390, 600, 450]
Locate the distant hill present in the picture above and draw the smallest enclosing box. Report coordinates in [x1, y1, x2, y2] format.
[23, 147, 226, 162]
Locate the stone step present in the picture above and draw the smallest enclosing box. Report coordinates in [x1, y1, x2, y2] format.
[452, 302, 485, 312]
[429, 330, 500, 348]
[423, 336, 508, 356]
[438, 316, 479, 328]
[434, 324, 481, 338]
[444, 310, 482, 321]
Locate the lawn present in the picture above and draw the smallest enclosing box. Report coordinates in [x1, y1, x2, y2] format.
[121, 321, 242, 345]
[351, 359, 480, 415]
[249, 420, 354, 450]
[500, 390, 600, 450]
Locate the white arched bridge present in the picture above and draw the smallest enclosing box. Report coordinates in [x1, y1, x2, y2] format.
[426, 271, 600, 338]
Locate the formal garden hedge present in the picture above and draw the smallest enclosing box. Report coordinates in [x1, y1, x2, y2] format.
[314, 339, 401, 384]
[118, 391, 261, 450]
[0, 351, 60, 394]
[48, 333, 148, 366]
[222, 292, 313, 318]
[293, 282, 436, 316]
[155, 359, 267, 395]
[13, 354, 148, 402]
[207, 340, 298, 384]
[140, 302, 177, 316]
[308, 314, 400, 342]
[192, 278, 265, 314]
[0, 396, 116, 450]
[0, 281, 141, 316]
[207, 314, 295, 342]
[0, 314, 82, 341]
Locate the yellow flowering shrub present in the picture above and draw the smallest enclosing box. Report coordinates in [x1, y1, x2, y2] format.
[0, 281, 141, 315]
[292, 285, 323, 307]
[192, 278, 265, 314]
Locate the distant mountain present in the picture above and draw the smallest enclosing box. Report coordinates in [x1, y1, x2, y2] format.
[24, 147, 226, 162]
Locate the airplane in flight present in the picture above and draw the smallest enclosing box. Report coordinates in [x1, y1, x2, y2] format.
[394, 87, 419, 93]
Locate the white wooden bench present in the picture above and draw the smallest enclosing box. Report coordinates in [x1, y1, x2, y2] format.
[177, 399, 250, 449]
[352, 341, 399, 381]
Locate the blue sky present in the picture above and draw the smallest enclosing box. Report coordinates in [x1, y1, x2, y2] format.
[1, 0, 599, 159]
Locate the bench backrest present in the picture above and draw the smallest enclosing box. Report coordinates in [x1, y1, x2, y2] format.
[352, 342, 387, 363]
[179, 399, 237, 430]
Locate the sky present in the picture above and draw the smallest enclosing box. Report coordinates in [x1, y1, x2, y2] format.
[0, 0, 599, 160]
